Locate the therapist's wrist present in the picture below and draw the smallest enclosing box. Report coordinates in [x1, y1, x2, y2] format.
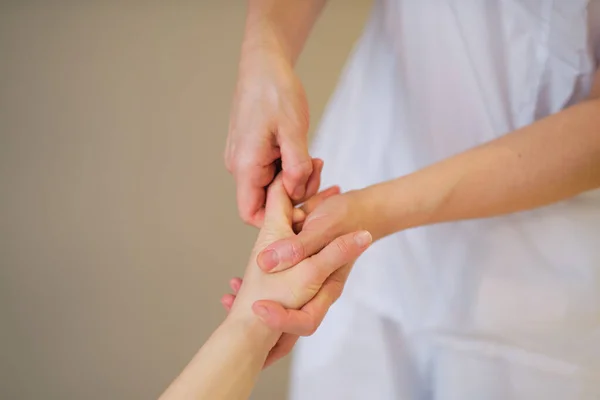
[346, 185, 393, 241]
[355, 178, 424, 240]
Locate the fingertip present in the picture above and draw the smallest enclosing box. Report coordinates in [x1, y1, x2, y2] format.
[252, 300, 285, 327]
[299, 184, 341, 215]
[292, 208, 306, 224]
[221, 294, 235, 310]
[315, 158, 324, 172]
[265, 175, 288, 205]
[320, 186, 341, 199]
[229, 277, 242, 293]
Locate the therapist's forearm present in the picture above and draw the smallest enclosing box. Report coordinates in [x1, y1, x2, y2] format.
[362, 96, 600, 240]
[243, 0, 327, 65]
[160, 315, 280, 400]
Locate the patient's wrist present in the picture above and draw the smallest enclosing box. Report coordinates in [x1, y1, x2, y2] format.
[224, 311, 281, 349]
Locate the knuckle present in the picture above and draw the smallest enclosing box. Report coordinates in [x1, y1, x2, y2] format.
[334, 237, 351, 256]
[232, 149, 258, 170]
[234, 157, 252, 172]
[286, 159, 313, 180]
[286, 285, 301, 305]
[295, 261, 322, 291]
[290, 240, 306, 263]
[284, 99, 309, 128]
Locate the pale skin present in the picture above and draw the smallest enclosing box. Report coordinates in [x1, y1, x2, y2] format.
[159, 173, 372, 400]
[225, 0, 328, 227]
[225, 0, 600, 366]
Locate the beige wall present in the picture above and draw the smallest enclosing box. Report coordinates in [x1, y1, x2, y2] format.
[0, 2, 370, 399]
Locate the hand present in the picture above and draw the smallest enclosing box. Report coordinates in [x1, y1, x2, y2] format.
[221, 259, 355, 368]
[258, 190, 371, 272]
[222, 190, 372, 367]
[225, 42, 314, 227]
[225, 174, 372, 366]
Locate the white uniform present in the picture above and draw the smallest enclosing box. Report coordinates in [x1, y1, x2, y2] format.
[290, 1, 600, 399]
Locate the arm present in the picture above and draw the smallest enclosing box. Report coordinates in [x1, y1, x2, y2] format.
[226, 0, 328, 226]
[365, 70, 600, 240]
[239, 70, 600, 366]
[257, 69, 600, 268]
[159, 317, 278, 400]
[243, 0, 327, 65]
[159, 172, 371, 400]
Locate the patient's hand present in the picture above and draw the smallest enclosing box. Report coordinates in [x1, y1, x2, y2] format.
[226, 174, 371, 364]
[228, 173, 370, 317]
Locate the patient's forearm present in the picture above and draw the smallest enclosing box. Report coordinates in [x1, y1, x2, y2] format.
[160, 315, 280, 400]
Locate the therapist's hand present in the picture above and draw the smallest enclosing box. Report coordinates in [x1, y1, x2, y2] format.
[257, 190, 372, 273]
[225, 43, 314, 227]
[222, 258, 357, 368]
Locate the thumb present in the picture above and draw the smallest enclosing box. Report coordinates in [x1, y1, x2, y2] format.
[279, 129, 312, 201]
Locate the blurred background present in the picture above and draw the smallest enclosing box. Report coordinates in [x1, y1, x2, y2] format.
[0, 1, 371, 399]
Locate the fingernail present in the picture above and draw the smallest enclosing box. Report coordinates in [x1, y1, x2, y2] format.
[317, 159, 324, 171]
[255, 305, 270, 321]
[292, 187, 305, 200]
[260, 249, 280, 270]
[354, 231, 372, 247]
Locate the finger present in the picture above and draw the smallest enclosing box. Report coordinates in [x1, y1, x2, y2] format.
[267, 158, 323, 224]
[292, 186, 340, 232]
[257, 218, 354, 273]
[253, 300, 313, 335]
[289, 159, 326, 226]
[263, 173, 294, 227]
[292, 158, 323, 206]
[302, 230, 372, 284]
[300, 185, 340, 215]
[253, 230, 371, 331]
[257, 228, 329, 273]
[235, 163, 275, 227]
[279, 131, 312, 201]
[263, 334, 299, 369]
[229, 277, 242, 294]
[253, 263, 353, 335]
[292, 208, 306, 225]
[221, 294, 236, 311]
